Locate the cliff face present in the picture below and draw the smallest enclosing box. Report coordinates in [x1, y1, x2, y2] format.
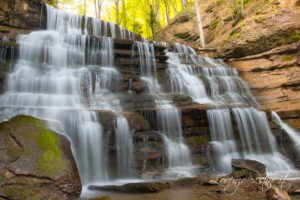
[156, 0, 300, 129]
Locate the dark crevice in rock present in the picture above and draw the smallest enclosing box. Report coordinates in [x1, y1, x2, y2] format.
[7, 131, 23, 149]
[5, 168, 54, 182]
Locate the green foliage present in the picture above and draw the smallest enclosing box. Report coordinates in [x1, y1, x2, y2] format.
[146, 5, 159, 39]
[132, 21, 144, 35]
[46, 0, 58, 7]
[36, 128, 67, 177]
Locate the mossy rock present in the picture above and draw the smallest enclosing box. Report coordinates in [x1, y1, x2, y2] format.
[0, 115, 82, 199]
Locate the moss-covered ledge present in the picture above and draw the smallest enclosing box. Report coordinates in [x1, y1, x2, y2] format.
[0, 115, 81, 200]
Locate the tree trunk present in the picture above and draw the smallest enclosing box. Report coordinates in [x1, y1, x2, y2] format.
[163, 0, 170, 23]
[241, 0, 244, 18]
[181, 0, 186, 10]
[194, 0, 205, 48]
[155, 2, 160, 28]
[121, 0, 127, 28]
[84, 0, 86, 15]
[115, 0, 120, 25]
[94, 0, 98, 18]
[97, 0, 103, 18]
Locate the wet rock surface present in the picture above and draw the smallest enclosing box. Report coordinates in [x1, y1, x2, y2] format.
[88, 182, 170, 193]
[0, 115, 82, 200]
[231, 159, 266, 178]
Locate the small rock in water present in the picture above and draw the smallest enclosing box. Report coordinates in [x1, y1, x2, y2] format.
[231, 159, 266, 178]
[266, 187, 290, 200]
[88, 196, 111, 200]
[88, 182, 170, 193]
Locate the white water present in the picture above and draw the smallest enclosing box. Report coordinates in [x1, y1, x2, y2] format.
[115, 117, 134, 178]
[0, 3, 299, 191]
[166, 51, 211, 104]
[272, 112, 300, 154]
[164, 40, 296, 177]
[133, 41, 194, 177]
[0, 5, 138, 186]
[207, 108, 294, 174]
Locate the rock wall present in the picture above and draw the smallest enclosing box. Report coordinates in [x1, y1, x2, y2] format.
[0, 115, 81, 200]
[156, 0, 300, 130]
[0, 0, 47, 30]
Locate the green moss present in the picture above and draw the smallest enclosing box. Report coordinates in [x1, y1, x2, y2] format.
[36, 128, 67, 177]
[3, 40, 18, 47]
[252, 15, 264, 23]
[229, 32, 241, 41]
[282, 55, 294, 61]
[290, 31, 300, 42]
[209, 19, 219, 32]
[194, 135, 210, 145]
[11, 115, 45, 128]
[3, 186, 42, 200]
[24, 147, 33, 156]
[6, 144, 21, 159]
[22, 130, 36, 138]
[187, 135, 210, 146]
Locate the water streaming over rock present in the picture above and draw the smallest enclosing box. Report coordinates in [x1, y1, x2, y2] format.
[164, 42, 295, 176]
[0, 4, 298, 191]
[133, 41, 193, 176]
[272, 112, 300, 154]
[0, 5, 138, 186]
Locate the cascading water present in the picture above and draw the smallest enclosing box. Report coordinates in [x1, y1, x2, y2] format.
[156, 101, 193, 177]
[133, 41, 193, 176]
[272, 112, 300, 154]
[166, 51, 210, 103]
[115, 117, 134, 178]
[165, 42, 295, 177]
[207, 109, 238, 173]
[0, 3, 298, 194]
[0, 5, 138, 186]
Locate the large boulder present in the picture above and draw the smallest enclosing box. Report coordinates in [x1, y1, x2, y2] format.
[0, 115, 82, 200]
[231, 159, 266, 178]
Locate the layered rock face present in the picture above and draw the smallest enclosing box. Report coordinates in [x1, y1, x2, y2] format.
[156, 0, 300, 132]
[0, 0, 299, 194]
[0, 115, 81, 200]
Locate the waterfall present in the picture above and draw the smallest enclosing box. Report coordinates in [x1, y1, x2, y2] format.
[165, 42, 295, 176]
[0, 5, 138, 186]
[135, 41, 160, 93]
[1, 2, 299, 190]
[115, 117, 134, 178]
[207, 109, 238, 173]
[166, 51, 210, 103]
[272, 112, 300, 154]
[232, 108, 293, 172]
[133, 41, 193, 176]
[156, 101, 193, 177]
